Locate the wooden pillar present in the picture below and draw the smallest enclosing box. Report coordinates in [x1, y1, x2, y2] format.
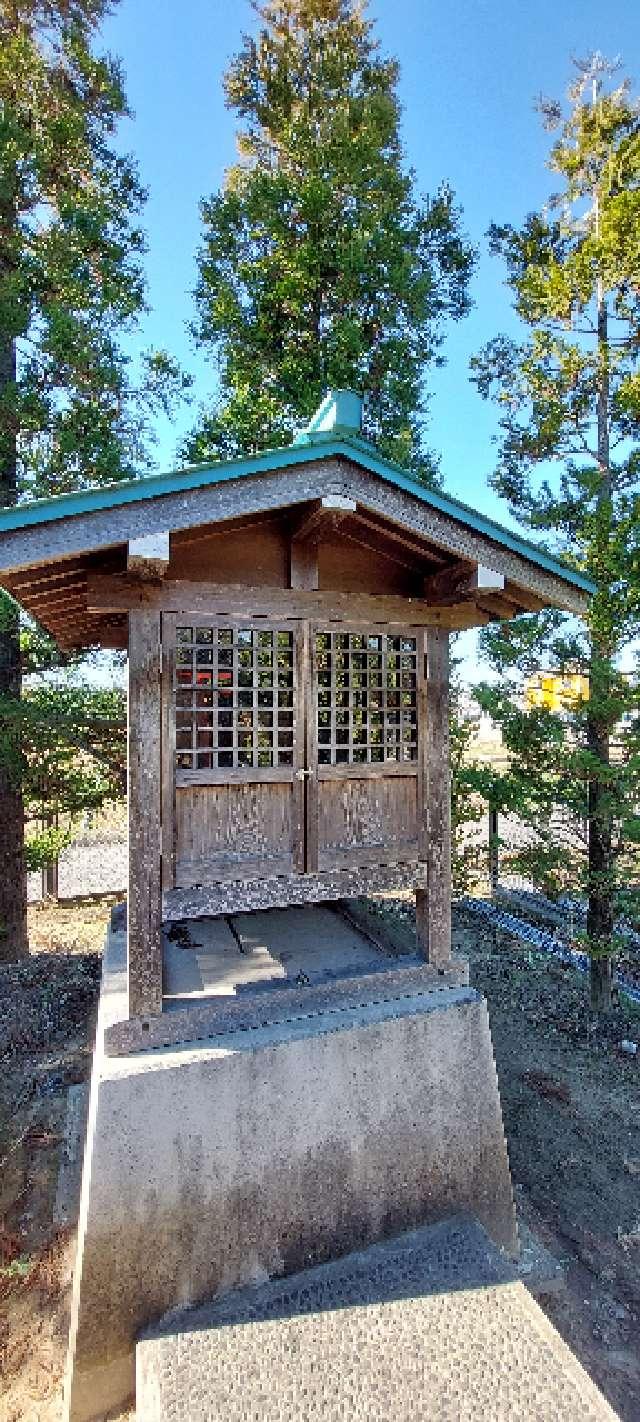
[41, 855, 59, 901]
[127, 608, 163, 1018]
[416, 628, 452, 967]
[41, 810, 59, 900]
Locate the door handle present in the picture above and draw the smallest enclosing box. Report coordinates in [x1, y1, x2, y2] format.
[296, 768, 313, 780]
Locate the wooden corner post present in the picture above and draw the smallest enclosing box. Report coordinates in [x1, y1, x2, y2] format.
[416, 628, 452, 967]
[127, 608, 163, 1018]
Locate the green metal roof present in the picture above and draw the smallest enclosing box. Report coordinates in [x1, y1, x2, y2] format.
[0, 429, 594, 595]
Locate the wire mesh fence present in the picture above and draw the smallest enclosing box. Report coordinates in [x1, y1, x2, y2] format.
[27, 799, 588, 905]
[27, 803, 127, 903]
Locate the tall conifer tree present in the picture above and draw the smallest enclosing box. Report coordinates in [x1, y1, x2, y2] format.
[187, 0, 474, 476]
[471, 56, 640, 1009]
[0, 0, 184, 958]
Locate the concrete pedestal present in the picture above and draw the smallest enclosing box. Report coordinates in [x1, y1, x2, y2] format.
[65, 918, 516, 1422]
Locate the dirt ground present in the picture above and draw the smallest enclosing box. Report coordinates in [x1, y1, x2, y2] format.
[376, 895, 640, 1422]
[472, 921, 640, 1422]
[1, 894, 639, 1421]
[0, 899, 125, 1422]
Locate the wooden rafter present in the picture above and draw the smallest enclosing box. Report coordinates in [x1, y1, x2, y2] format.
[423, 560, 506, 605]
[9, 565, 87, 595]
[503, 581, 545, 613]
[174, 508, 286, 546]
[289, 496, 357, 590]
[19, 584, 86, 609]
[475, 592, 522, 621]
[290, 495, 357, 544]
[347, 508, 448, 567]
[334, 522, 430, 577]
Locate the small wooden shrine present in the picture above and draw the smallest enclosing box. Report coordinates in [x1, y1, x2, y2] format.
[0, 391, 592, 1021]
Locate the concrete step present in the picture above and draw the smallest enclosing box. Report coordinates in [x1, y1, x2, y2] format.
[136, 1215, 616, 1421]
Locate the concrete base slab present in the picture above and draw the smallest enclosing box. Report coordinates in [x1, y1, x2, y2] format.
[163, 915, 265, 999]
[230, 904, 388, 979]
[65, 913, 514, 1422]
[162, 904, 391, 1006]
[137, 1215, 615, 1422]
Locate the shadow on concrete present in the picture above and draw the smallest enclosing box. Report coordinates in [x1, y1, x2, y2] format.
[143, 1214, 515, 1341]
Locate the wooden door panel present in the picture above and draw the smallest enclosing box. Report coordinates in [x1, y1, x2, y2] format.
[162, 614, 424, 891]
[162, 614, 304, 889]
[317, 773, 419, 871]
[311, 626, 423, 872]
[175, 782, 295, 887]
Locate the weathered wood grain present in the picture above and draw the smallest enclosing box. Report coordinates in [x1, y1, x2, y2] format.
[416, 628, 452, 968]
[86, 576, 477, 629]
[128, 609, 163, 1017]
[160, 624, 176, 893]
[163, 860, 423, 921]
[175, 766, 296, 787]
[317, 774, 419, 871]
[289, 535, 319, 590]
[175, 783, 295, 886]
[292, 623, 307, 872]
[317, 761, 418, 780]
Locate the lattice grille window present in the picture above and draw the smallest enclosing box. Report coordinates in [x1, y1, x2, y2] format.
[174, 625, 295, 771]
[316, 632, 418, 766]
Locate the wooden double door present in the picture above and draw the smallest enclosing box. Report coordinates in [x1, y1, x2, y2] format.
[162, 613, 424, 892]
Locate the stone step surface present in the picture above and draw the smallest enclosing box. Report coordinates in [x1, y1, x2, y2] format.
[136, 1215, 617, 1421]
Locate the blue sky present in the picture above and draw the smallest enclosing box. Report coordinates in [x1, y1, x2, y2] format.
[100, 0, 639, 526]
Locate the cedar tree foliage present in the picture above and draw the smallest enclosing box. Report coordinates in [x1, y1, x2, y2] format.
[187, 0, 474, 479]
[470, 54, 640, 1009]
[0, 0, 186, 958]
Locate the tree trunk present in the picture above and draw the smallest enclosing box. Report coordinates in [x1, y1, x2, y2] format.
[586, 695, 614, 1010]
[0, 335, 28, 960]
[489, 805, 499, 897]
[590, 954, 614, 1012]
[587, 282, 613, 1010]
